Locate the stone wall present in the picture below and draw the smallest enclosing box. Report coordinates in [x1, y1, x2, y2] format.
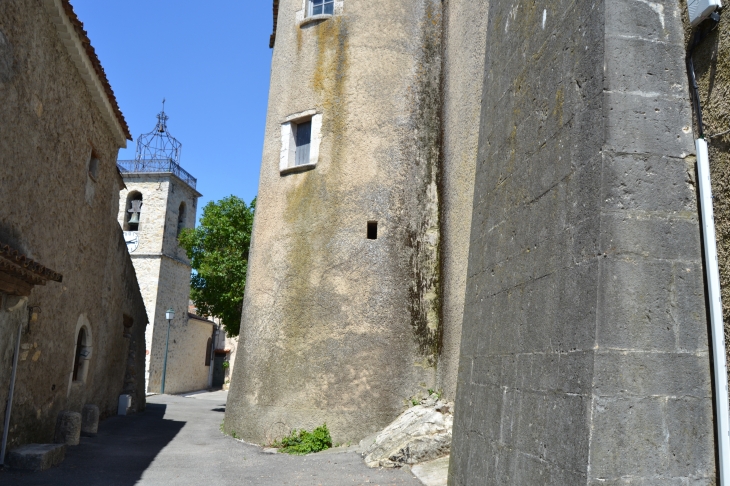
[0, 0, 147, 450]
[145, 257, 196, 394]
[450, 0, 716, 482]
[225, 0, 446, 444]
[437, 0, 490, 400]
[152, 314, 214, 395]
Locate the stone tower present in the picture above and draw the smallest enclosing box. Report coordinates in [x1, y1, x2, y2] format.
[225, 0, 447, 443]
[116, 106, 201, 394]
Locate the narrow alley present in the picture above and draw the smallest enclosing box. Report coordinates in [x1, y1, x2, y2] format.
[0, 391, 421, 486]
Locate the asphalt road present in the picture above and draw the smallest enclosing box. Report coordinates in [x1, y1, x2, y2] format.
[0, 391, 421, 486]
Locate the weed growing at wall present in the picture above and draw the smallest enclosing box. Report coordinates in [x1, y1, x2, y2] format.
[220, 421, 239, 440]
[272, 424, 332, 455]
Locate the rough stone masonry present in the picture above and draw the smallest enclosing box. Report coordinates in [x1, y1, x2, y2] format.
[450, 0, 717, 482]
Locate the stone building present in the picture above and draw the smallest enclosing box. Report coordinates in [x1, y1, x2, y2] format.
[116, 110, 206, 395]
[225, 0, 488, 444]
[228, 0, 725, 482]
[449, 0, 720, 481]
[0, 0, 147, 456]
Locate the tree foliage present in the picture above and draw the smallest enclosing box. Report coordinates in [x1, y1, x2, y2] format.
[178, 195, 255, 336]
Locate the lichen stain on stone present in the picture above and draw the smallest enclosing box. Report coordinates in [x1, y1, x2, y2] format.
[554, 87, 564, 126]
[312, 15, 349, 169]
[404, 0, 443, 365]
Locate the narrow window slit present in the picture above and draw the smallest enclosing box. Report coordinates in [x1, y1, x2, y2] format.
[367, 221, 378, 240]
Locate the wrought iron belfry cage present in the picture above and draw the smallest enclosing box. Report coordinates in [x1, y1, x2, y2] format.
[117, 100, 197, 189]
[136, 99, 181, 162]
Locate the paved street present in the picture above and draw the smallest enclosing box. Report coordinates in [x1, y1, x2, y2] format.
[0, 391, 421, 485]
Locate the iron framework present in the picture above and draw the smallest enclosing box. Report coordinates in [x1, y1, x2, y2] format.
[118, 100, 197, 189]
[117, 159, 197, 189]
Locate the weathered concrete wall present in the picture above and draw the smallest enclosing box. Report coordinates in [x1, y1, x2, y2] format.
[683, 6, 730, 406]
[153, 315, 213, 395]
[0, 0, 147, 450]
[118, 175, 200, 394]
[145, 257, 197, 394]
[437, 0, 490, 400]
[450, 0, 716, 482]
[226, 0, 445, 444]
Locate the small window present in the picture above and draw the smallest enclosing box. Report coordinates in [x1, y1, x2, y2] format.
[367, 221, 378, 240]
[72, 328, 90, 383]
[177, 202, 187, 236]
[88, 154, 99, 181]
[124, 191, 143, 231]
[280, 112, 322, 174]
[310, 0, 334, 16]
[295, 121, 312, 166]
[205, 337, 212, 366]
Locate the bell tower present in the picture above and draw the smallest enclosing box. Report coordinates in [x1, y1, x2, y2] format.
[116, 102, 202, 393]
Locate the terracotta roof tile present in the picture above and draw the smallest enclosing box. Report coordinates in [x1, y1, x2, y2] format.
[270, 0, 279, 48]
[0, 243, 63, 296]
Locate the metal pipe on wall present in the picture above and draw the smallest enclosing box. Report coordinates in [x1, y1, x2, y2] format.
[0, 296, 28, 466]
[696, 138, 730, 485]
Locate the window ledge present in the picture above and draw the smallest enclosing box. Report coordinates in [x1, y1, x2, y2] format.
[299, 14, 333, 28]
[280, 163, 317, 175]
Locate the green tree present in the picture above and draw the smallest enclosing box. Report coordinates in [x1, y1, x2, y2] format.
[179, 195, 255, 336]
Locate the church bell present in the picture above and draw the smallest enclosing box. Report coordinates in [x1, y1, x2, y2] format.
[128, 212, 140, 224]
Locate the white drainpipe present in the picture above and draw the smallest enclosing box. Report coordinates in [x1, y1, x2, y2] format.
[696, 138, 730, 484]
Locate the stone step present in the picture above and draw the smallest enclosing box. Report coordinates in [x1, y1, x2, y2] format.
[411, 455, 449, 486]
[5, 443, 66, 471]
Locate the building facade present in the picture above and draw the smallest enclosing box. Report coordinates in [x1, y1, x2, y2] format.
[229, 0, 723, 482]
[0, 0, 147, 454]
[116, 115, 203, 395]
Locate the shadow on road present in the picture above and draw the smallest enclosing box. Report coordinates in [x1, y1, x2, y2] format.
[0, 403, 184, 486]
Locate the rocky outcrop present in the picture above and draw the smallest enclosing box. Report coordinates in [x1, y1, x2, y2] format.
[362, 394, 452, 468]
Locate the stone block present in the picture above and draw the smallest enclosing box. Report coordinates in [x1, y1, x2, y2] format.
[604, 36, 688, 95]
[514, 452, 550, 485]
[557, 350, 594, 396]
[605, 0, 685, 45]
[666, 398, 715, 477]
[596, 258, 678, 351]
[604, 91, 694, 158]
[593, 350, 712, 398]
[54, 411, 81, 446]
[545, 393, 590, 471]
[81, 404, 99, 437]
[589, 397, 668, 479]
[599, 212, 701, 262]
[515, 391, 548, 459]
[601, 154, 696, 213]
[6, 443, 66, 471]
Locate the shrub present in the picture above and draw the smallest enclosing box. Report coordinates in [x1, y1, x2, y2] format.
[272, 424, 332, 455]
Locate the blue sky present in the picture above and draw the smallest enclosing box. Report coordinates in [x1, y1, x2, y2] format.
[71, 1, 272, 220]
